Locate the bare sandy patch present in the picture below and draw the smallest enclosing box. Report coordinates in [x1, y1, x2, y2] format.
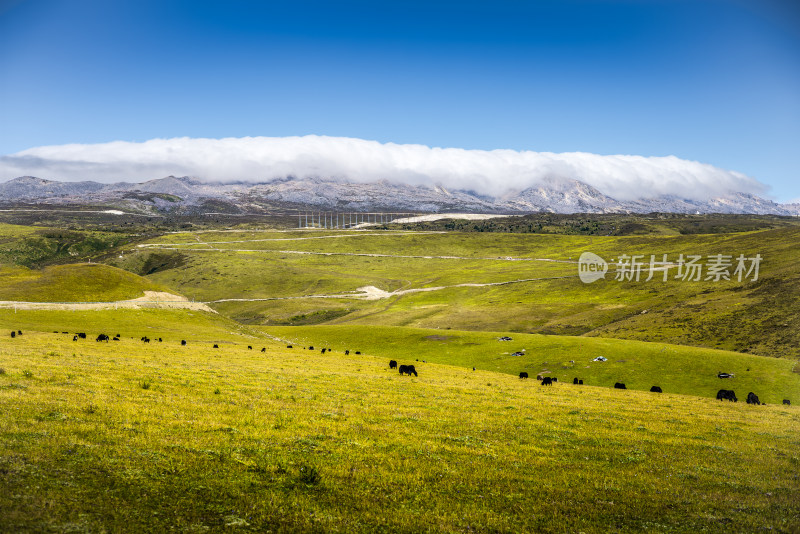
[0, 291, 216, 313]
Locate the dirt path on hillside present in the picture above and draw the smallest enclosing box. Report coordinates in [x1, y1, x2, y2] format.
[0, 291, 216, 312]
[207, 275, 579, 304]
[140, 245, 579, 264]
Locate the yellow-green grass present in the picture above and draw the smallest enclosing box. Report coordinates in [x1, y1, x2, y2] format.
[264, 325, 800, 404]
[0, 263, 167, 302]
[1, 332, 798, 532]
[0, 308, 269, 346]
[124, 226, 800, 358]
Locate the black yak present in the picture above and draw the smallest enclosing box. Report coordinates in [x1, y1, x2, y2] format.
[181, 340, 187, 346]
[614, 382, 626, 389]
[716, 389, 737, 402]
[746, 392, 761, 405]
[96, 334, 109, 342]
[541, 377, 553, 386]
[650, 386, 663, 393]
[519, 372, 529, 379]
[783, 399, 791, 405]
[398, 364, 417, 376]
[389, 360, 398, 369]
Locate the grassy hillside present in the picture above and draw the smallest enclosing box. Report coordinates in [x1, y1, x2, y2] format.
[389, 212, 800, 236]
[0, 263, 168, 302]
[264, 325, 800, 404]
[0, 307, 270, 346]
[1, 331, 798, 532]
[120, 226, 800, 358]
[0, 223, 134, 268]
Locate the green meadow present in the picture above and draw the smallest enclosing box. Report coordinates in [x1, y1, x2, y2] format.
[125, 225, 800, 358]
[263, 325, 800, 404]
[1, 329, 799, 532]
[1, 217, 799, 532]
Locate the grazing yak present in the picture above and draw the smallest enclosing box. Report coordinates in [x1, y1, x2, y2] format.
[716, 389, 737, 402]
[579, 379, 583, 385]
[261, 347, 266, 352]
[248, 346, 252, 350]
[746, 392, 761, 405]
[321, 348, 326, 354]
[614, 382, 626, 389]
[287, 345, 293, 349]
[541, 377, 553, 386]
[141, 336, 150, 343]
[17, 330, 22, 335]
[783, 399, 791, 405]
[181, 340, 187, 346]
[10, 331, 15, 338]
[308, 346, 314, 350]
[355, 351, 361, 355]
[96, 334, 109, 342]
[213, 344, 219, 349]
[345, 350, 350, 355]
[77, 333, 86, 339]
[112, 336, 120, 341]
[389, 360, 398, 369]
[398, 364, 418, 376]
[519, 372, 529, 379]
[650, 386, 663, 393]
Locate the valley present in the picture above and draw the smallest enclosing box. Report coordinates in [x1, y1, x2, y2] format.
[0, 212, 798, 532]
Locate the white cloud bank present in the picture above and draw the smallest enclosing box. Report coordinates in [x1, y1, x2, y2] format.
[0, 135, 766, 201]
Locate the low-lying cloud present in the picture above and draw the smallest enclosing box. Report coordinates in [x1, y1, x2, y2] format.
[0, 135, 766, 201]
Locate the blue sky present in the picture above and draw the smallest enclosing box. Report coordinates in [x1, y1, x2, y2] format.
[1, 0, 798, 201]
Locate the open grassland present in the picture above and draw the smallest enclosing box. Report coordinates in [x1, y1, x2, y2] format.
[264, 325, 800, 405]
[1, 329, 799, 533]
[122, 226, 800, 358]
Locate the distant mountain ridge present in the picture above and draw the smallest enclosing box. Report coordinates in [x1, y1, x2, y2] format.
[1, 175, 798, 216]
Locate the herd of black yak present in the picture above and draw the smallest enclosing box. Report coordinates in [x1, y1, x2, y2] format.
[7, 330, 793, 406]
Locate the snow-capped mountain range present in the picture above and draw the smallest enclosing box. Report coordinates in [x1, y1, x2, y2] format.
[1, 175, 798, 216]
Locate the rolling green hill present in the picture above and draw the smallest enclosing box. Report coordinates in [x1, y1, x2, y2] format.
[0, 263, 168, 303]
[118, 225, 800, 358]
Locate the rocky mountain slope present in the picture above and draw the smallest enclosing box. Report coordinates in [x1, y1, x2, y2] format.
[1, 175, 798, 216]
